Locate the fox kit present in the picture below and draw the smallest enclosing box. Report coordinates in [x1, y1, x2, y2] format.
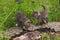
[33, 5, 48, 25]
[16, 12, 31, 30]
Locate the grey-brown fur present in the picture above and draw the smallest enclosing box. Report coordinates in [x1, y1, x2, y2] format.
[16, 12, 31, 30]
[32, 5, 48, 25]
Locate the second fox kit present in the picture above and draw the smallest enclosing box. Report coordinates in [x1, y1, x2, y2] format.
[33, 5, 48, 25]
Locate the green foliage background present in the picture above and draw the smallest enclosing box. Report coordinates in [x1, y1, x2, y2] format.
[0, 0, 60, 40]
[0, 0, 59, 30]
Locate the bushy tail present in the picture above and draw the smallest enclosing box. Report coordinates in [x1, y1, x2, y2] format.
[42, 5, 47, 11]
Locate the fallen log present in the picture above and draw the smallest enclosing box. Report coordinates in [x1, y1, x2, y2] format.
[2, 22, 60, 40]
[11, 31, 42, 40]
[26, 22, 60, 32]
[11, 31, 60, 40]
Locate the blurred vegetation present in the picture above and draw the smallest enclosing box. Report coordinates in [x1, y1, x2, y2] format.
[0, 0, 60, 40]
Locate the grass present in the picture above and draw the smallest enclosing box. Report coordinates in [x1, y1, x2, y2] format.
[0, 0, 60, 40]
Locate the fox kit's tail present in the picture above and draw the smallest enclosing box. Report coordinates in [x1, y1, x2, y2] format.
[42, 5, 47, 11]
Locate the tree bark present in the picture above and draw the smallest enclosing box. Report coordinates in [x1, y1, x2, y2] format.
[2, 22, 60, 39]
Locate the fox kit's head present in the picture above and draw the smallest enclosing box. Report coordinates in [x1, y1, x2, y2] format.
[33, 11, 41, 19]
